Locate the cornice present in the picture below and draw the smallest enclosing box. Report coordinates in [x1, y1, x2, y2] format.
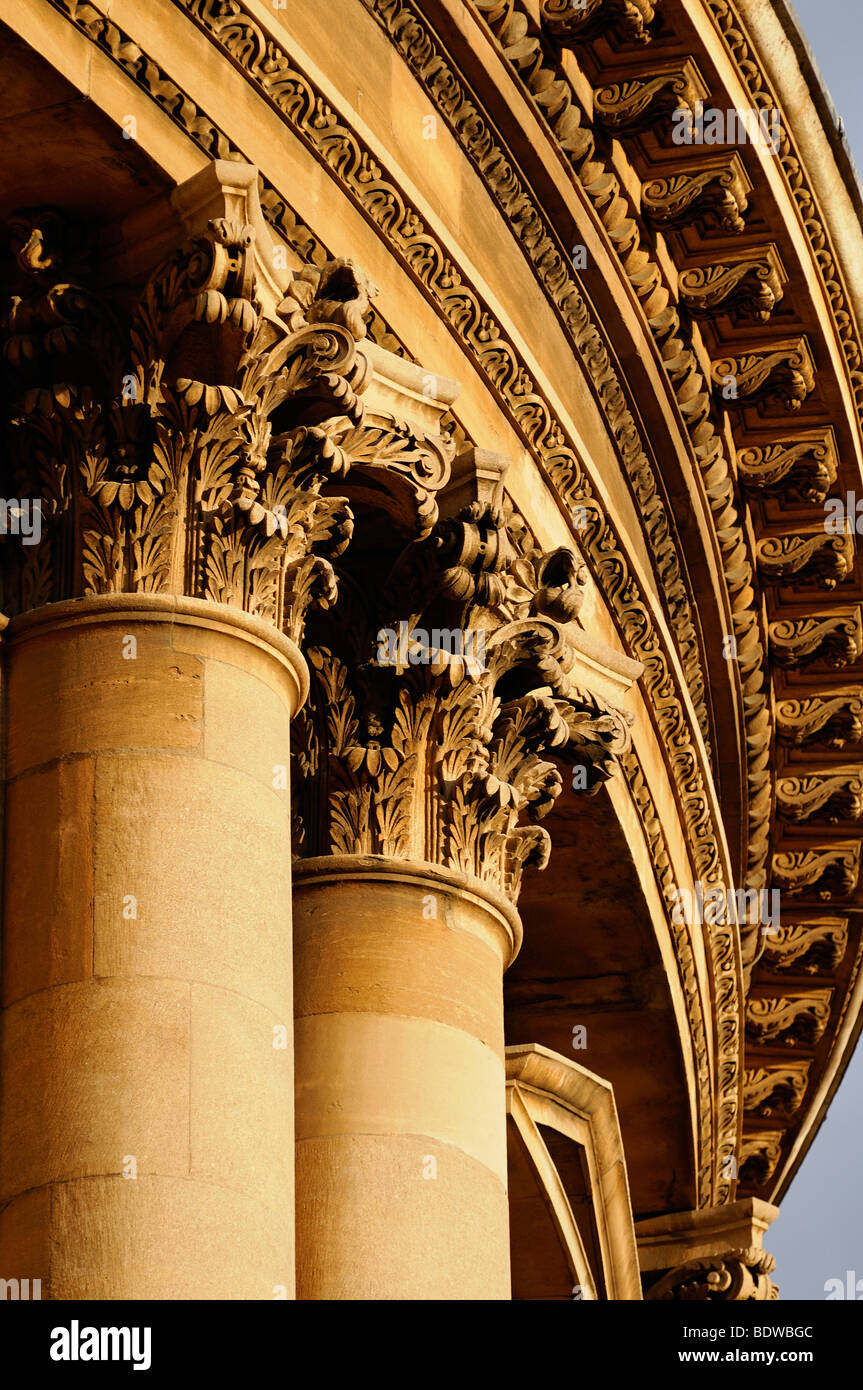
[454, 0, 863, 1208]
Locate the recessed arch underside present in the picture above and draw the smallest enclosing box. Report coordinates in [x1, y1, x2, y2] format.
[509, 784, 701, 1217]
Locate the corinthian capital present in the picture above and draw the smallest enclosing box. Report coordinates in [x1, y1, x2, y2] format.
[0, 163, 382, 645]
[293, 459, 634, 903]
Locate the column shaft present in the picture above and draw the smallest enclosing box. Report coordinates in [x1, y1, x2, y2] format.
[0, 595, 306, 1299]
[294, 857, 520, 1300]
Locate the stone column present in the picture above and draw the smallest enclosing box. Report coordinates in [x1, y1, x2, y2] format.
[0, 595, 305, 1299]
[0, 163, 378, 1297]
[294, 857, 520, 1300]
[292, 452, 637, 1298]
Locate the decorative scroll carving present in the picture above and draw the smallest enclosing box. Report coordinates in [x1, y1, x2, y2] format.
[706, 0, 863, 446]
[777, 771, 863, 825]
[594, 60, 708, 134]
[736, 429, 838, 504]
[539, 0, 658, 45]
[746, 991, 832, 1047]
[646, 1248, 778, 1300]
[760, 917, 848, 976]
[777, 694, 863, 750]
[322, 417, 454, 541]
[769, 612, 862, 669]
[641, 157, 750, 234]
[0, 198, 386, 644]
[738, 1138, 784, 1190]
[293, 498, 632, 903]
[756, 532, 853, 590]
[743, 1064, 810, 1118]
[772, 845, 860, 900]
[712, 340, 816, 412]
[679, 248, 785, 323]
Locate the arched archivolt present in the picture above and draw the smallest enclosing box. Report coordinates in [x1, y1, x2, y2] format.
[506, 1044, 642, 1301]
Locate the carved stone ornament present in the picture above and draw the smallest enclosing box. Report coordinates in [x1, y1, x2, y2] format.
[772, 844, 860, 900]
[293, 490, 633, 903]
[745, 991, 833, 1047]
[679, 247, 785, 323]
[641, 156, 750, 234]
[756, 531, 853, 591]
[743, 1063, 810, 1119]
[769, 611, 862, 670]
[646, 1248, 778, 1301]
[0, 165, 422, 648]
[777, 694, 863, 750]
[539, 0, 658, 45]
[712, 339, 816, 412]
[777, 771, 863, 826]
[738, 1137, 785, 1190]
[736, 429, 838, 504]
[593, 60, 708, 135]
[759, 917, 848, 976]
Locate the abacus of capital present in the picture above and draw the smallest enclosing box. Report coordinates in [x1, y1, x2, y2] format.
[1, 0, 862, 1302]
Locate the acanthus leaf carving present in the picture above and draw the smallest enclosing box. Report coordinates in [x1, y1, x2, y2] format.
[679, 248, 785, 323]
[769, 611, 862, 669]
[745, 991, 833, 1047]
[772, 844, 860, 900]
[539, 0, 658, 45]
[756, 531, 853, 591]
[759, 917, 848, 976]
[743, 1063, 810, 1118]
[0, 199, 402, 646]
[293, 497, 632, 903]
[777, 694, 863, 750]
[777, 771, 863, 826]
[738, 1136, 785, 1191]
[593, 60, 708, 135]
